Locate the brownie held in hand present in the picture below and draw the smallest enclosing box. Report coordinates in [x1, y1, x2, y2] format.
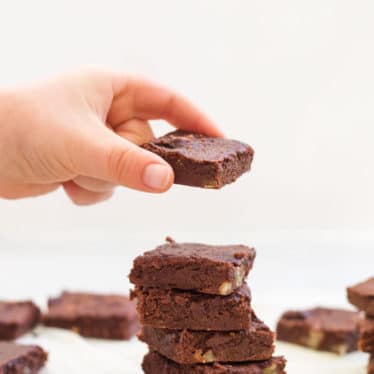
[276, 307, 360, 354]
[0, 300, 40, 340]
[142, 130, 254, 189]
[358, 317, 374, 353]
[0, 342, 47, 374]
[133, 284, 252, 331]
[43, 291, 138, 340]
[129, 239, 256, 295]
[142, 351, 286, 374]
[347, 277, 374, 316]
[139, 313, 274, 364]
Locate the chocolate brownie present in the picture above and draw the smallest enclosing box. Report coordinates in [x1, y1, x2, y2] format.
[276, 307, 360, 354]
[359, 317, 374, 353]
[142, 351, 286, 374]
[129, 239, 256, 295]
[347, 278, 374, 316]
[133, 283, 252, 331]
[139, 313, 274, 364]
[369, 354, 374, 374]
[142, 130, 254, 189]
[0, 300, 40, 340]
[43, 291, 138, 340]
[0, 342, 47, 374]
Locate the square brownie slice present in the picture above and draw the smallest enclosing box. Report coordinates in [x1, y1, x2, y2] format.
[129, 239, 256, 295]
[347, 278, 374, 316]
[139, 313, 274, 364]
[358, 317, 374, 353]
[0, 300, 40, 340]
[132, 283, 252, 331]
[276, 307, 360, 354]
[142, 351, 287, 374]
[0, 342, 47, 374]
[142, 130, 254, 189]
[43, 291, 138, 340]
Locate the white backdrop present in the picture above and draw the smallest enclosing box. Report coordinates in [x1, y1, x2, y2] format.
[0, 3, 373, 372]
[0, 0, 373, 235]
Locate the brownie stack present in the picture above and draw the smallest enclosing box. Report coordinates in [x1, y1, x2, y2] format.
[348, 278, 374, 374]
[130, 239, 286, 373]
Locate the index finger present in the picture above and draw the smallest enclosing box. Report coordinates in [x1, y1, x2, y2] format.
[108, 76, 224, 137]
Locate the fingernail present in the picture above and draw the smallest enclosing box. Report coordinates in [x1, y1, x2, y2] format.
[143, 164, 172, 190]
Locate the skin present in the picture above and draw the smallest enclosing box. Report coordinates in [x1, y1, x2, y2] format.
[0, 68, 222, 205]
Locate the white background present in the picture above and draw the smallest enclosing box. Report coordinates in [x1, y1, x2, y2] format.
[0, 2, 373, 372]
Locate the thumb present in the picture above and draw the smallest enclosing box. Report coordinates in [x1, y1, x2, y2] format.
[72, 126, 174, 193]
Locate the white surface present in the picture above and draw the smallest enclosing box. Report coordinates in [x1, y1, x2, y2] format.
[0, 1, 373, 372]
[18, 315, 369, 374]
[0, 0, 373, 231]
[1, 231, 373, 373]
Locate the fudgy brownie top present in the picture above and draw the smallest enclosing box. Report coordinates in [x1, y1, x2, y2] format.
[139, 241, 254, 264]
[45, 292, 137, 320]
[278, 307, 360, 332]
[142, 351, 286, 374]
[0, 301, 40, 325]
[129, 239, 256, 295]
[0, 342, 47, 369]
[143, 131, 253, 162]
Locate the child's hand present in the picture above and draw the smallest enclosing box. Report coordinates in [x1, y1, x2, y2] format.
[0, 68, 222, 205]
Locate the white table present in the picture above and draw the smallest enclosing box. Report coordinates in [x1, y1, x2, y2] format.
[2, 229, 373, 373]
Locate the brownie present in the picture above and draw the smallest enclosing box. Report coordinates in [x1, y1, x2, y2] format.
[0, 342, 47, 374]
[359, 317, 374, 353]
[0, 300, 40, 340]
[142, 351, 286, 374]
[347, 278, 374, 316]
[276, 307, 360, 354]
[133, 283, 252, 331]
[43, 291, 138, 340]
[369, 354, 374, 374]
[139, 313, 274, 364]
[142, 130, 254, 189]
[129, 239, 256, 295]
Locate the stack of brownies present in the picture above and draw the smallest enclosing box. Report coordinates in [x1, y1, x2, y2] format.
[130, 238, 286, 373]
[347, 277, 374, 374]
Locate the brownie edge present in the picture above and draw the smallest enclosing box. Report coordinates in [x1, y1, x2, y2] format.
[142, 351, 287, 374]
[0, 301, 41, 340]
[133, 284, 252, 331]
[139, 313, 274, 364]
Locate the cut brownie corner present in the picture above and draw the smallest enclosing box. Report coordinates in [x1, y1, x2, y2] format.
[347, 277, 374, 316]
[0, 342, 47, 374]
[0, 300, 41, 340]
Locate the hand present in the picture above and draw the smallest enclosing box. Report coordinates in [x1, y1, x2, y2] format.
[0, 68, 222, 205]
